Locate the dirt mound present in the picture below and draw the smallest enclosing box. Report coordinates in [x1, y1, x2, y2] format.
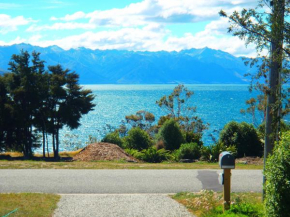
[236, 157, 263, 165]
[73, 143, 138, 162]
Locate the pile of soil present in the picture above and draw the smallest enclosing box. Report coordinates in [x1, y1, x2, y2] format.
[73, 143, 138, 162]
[236, 157, 263, 165]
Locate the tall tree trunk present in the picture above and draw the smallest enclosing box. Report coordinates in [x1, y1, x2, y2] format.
[46, 131, 49, 157]
[263, 0, 285, 198]
[52, 132, 56, 157]
[42, 129, 46, 158]
[55, 128, 59, 159]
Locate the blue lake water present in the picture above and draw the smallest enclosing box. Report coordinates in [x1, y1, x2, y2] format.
[36, 84, 289, 153]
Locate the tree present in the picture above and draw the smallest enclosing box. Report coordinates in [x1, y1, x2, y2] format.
[156, 119, 184, 150]
[4, 51, 45, 158]
[47, 65, 95, 158]
[220, 0, 289, 197]
[220, 0, 289, 155]
[156, 84, 207, 139]
[0, 51, 95, 159]
[219, 121, 263, 158]
[125, 110, 156, 136]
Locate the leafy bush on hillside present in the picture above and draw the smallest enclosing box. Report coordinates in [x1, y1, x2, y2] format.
[124, 127, 153, 150]
[219, 121, 262, 157]
[156, 119, 184, 150]
[264, 131, 290, 217]
[201, 142, 237, 162]
[175, 142, 201, 160]
[101, 131, 124, 148]
[125, 147, 171, 163]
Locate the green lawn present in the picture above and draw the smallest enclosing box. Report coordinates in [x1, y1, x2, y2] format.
[0, 193, 60, 217]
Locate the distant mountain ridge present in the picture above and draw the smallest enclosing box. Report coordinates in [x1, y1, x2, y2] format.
[0, 44, 254, 84]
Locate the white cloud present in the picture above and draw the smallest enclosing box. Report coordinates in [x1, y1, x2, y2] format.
[0, 14, 32, 34]
[27, 22, 95, 31]
[48, 0, 256, 28]
[26, 19, 255, 57]
[0, 37, 26, 46]
[4, 0, 259, 57]
[51, 11, 86, 21]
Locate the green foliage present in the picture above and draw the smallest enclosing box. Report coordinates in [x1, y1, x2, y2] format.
[175, 143, 201, 160]
[156, 84, 207, 134]
[124, 127, 153, 151]
[258, 120, 290, 140]
[101, 131, 124, 148]
[124, 147, 171, 163]
[219, 121, 263, 158]
[0, 51, 95, 158]
[201, 142, 237, 162]
[264, 131, 290, 217]
[183, 131, 203, 146]
[156, 119, 184, 150]
[139, 147, 171, 163]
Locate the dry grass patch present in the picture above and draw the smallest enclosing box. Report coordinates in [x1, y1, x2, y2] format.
[0, 160, 263, 169]
[172, 191, 263, 217]
[0, 193, 60, 217]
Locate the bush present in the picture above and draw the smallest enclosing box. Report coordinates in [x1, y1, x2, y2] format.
[176, 142, 201, 160]
[219, 121, 263, 158]
[156, 119, 184, 150]
[140, 147, 171, 163]
[101, 131, 124, 148]
[201, 142, 237, 162]
[125, 147, 172, 163]
[264, 131, 290, 217]
[183, 131, 203, 146]
[124, 127, 153, 151]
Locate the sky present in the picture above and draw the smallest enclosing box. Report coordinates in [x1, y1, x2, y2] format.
[0, 0, 259, 56]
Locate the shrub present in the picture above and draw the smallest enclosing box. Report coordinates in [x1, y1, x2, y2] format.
[264, 131, 290, 217]
[125, 147, 172, 163]
[219, 121, 263, 158]
[176, 142, 201, 160]
[183, 131, 203, 146]
[201, 142, 237, 162]
[101, 131, 124, 148]
[156, 119, 184, 150]
[140, 147, 171, 163]
[124, 127, 153, 151]
[124, 148, 142, 159]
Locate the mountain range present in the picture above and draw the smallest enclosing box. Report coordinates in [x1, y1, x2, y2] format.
[0, 44, 254, 84]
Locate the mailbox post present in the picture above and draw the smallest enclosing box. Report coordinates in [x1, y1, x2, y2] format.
[219, 151, 235, 211]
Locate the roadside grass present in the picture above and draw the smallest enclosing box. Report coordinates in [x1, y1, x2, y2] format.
[172, 191, 263, 217]
[0, 160, 263, 169]
[0, 151, 263, 169]
[0, 193, 60, 217]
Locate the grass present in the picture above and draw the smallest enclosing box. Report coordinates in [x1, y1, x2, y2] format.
[172, 191, 264, 217]
[0, 193, 60, 217]
[0, 151, 263, 169]
[0, 160, 263, 169]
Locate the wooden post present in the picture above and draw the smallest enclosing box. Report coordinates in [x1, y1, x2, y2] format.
[223, 169, 231, 211]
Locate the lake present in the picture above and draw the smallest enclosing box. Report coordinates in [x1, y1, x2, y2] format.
[36, 84, 288, 153]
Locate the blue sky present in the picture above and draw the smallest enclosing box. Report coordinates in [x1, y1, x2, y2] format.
[0, 0, 258, 56]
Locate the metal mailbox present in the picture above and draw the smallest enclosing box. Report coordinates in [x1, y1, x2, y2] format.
[219, 151, 235, 169]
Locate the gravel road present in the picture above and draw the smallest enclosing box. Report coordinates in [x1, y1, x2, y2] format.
[53, 194, 193, 217]
[0, 169, 263, 193]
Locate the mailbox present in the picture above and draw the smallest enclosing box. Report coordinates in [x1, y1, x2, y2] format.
[219, 151, 235, 169]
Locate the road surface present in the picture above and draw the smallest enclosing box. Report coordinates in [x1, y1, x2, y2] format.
[0, 169, 262, 193]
